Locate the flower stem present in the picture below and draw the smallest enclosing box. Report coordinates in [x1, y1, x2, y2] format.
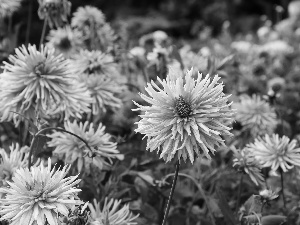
[280, 169, 286, 208]
[161, 160, 180, 225]
[25, 0, 33, 45]
[39, 17, 48, 48]
[236, 174, 243, 213]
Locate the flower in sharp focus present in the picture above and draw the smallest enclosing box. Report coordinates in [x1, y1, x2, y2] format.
[47, 120, 123, 173]
[89, 198, 139, 225]
[233, 95, 277, 137]
[259, 189, 279, 203]
[0, 143, 29, 187]
[0, 158, 82, 225]
[46, 26, 83, 58]
[0, 0, 22, 18]
[133, 68, 234, 163]
[80, 74, 123, 115]
[233, 148, 264, 186]
[246, 134, 300, 172]
[38, 0, 71, 28]
[0, 44, 91, 125]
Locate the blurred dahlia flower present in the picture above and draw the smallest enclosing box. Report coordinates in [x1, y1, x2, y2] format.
[47, 120, 123, 173]
[259, 40, 293, 57]
[80, 74, 123, 115]
[46, 26, 83, 58]
[73, 50, 120, 78]
[38, 0, 71, 28]
[0, 143, 29, 187]
[259, 189, 279, 202]
[233, 148, 264, 186]
[0, 158, 82, 225]
[71, 6, 116, 51]
[0, 0, 22, 18]
[233, 95, 277, 137]
[133, 68, 234, 163]
[0, 45, 91, 125]
[246, 134, 300, 172]
[89, 198, 138, 225]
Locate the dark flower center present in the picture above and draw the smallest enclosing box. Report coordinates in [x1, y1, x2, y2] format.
[34, 61, 46, 76]
[58, 37, 72, 51]
[175, 96, 192, 118]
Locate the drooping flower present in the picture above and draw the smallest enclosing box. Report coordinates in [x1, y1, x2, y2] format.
[232, 147, 264, 186]
[0, 143, 29, 187]
[233, 95, 277, 137]
[0, 158, 82, 225]
[259, 189, 279, 202]
[89, 198, 139, 225]
[80, 74, 123, 115]
[47, 120, 123, 173]
[0, 0, 22, 18]
[46, 26, 83, 58]
[71, 6, 116, 52]
[38, 0, 71, 28]
[133, 68, 234, 163]
[0, 44, 91, 125]
[246, 134, 300, 172]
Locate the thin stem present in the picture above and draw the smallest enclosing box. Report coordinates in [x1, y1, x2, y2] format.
[39, 17, 48, 48]
[161, 161, 180, 225]
[164, 173, 216, 225]
[236, 174, 243, 213]
[280, 169, 286, 209]
[25, 0, 33, 45]
[28, 127, 93, 169]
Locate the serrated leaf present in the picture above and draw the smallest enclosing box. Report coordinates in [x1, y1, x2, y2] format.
[215, 187, 238, 225]
[261, 215, 287, 225]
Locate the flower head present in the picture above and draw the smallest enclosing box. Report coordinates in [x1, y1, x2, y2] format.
[89, 198, 138, 225]
[72, 50, 120, 78]
[246, 134, 300, 172]
[80, 74, 123, 115]
[59, 202, 90, 225]
[71, 6, 116, 52]
[133, 68, 234, 163]
[259, 189, 279, 202]
[233, 148, 264, 186]
[0, 0, 22, 18]
[233, 95, 277, 137]
[0, 44, 91, 125]
[0, 158, 82, 225]
[0, 143, 29, 187]
[47, 120, 123, 173]
[46, 26, 83, 58]
[38, 0, 71, 28]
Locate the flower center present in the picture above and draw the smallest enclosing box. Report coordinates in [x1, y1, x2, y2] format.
[175, 96, 192, 118]
[58, 37, 72, 51]
[34, 62, 46, 76]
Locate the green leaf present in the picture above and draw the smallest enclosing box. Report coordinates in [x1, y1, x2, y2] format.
[261, 215, 287, 225]
[31, 134, 49, 160]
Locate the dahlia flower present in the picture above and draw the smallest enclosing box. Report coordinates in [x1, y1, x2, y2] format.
[233, 148, 264, 186]
[38, 0, 71, 28]
[80, 74, 123, 115]
[71, 6, 116, 51]
[0, 0, 22, 18]
[133, 68, 234, 163]
[0, 158, 82, 225]
[46, 26, 83, 58]
[259, 189, 278, 202]
[0, 143, 29, 187]
[246, 134, 300, 172]
[72, 50, 120, 78]
[47, 120, 123, 173]
[89, 198, 138, 225]
[233, 95, 277, 137]
[259, 40, 293, 57]
[0, 44, 91, 125]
